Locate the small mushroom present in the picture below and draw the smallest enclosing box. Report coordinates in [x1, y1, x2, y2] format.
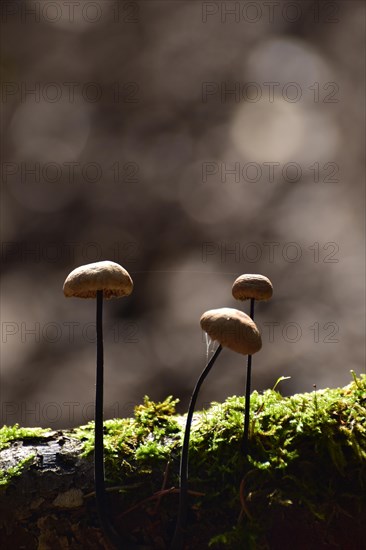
[232, 274, 273, 455]
[232, 273, 273, 302]
[171, 308, 261, 550]
[63, 260, 133, 299]
[63, 261, 133, 549]
[200, 307, 262, 356]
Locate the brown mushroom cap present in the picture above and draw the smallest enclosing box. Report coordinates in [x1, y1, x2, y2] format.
[200, 307, 262, 356]
[232, 274, 273, 301]
[63, 261, 133, 299]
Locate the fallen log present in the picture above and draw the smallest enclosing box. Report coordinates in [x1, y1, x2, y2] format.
[1, 374, 365, 549]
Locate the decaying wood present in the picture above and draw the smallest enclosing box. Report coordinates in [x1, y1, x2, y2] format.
[0, 432, 110, 550]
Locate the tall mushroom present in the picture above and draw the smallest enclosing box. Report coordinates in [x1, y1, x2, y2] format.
[171, 307, 262, 550]
[232, 274, 273, 454]
[63, 260, 133, 549]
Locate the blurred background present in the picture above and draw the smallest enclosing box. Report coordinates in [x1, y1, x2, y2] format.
[0, 0, 365, 428]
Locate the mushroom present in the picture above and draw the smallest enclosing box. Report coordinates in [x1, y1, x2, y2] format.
[232, 273, 273, 303]
[63, 261, 133, 549]
[200, 307, 262, 355]
[232, 274, 273, 454]
[171, 308, 261, 549]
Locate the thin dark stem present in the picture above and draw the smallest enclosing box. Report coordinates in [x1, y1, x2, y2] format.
[171, 344, 223, 550]
[242, 298, 255, 456]
[95, 290, 125, 550]
[95, 290, 105, 521]
[249, 297, 255, 322]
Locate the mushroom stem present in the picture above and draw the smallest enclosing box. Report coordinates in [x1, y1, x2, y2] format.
[242, 298, 255, 455]
[249, 296, 255, 323]
[94, 291, 123, 549]
[171, 344, 223, 550]
[95, 290, 105, 526]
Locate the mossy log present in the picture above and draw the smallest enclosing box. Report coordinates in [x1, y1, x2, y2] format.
[1, 374, 365, 549]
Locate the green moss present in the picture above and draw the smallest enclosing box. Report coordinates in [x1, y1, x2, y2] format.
[0, 424, 50, 451]
[203, 372, 366, 546]
[0, 455, 35, 487]
[2, 376, 366, 547]
[73, 395, 181, 483]
[71, 374, 366, 546]
[0, 425, 50, 487]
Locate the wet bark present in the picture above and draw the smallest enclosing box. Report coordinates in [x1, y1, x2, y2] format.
[0, 432, 111, 550]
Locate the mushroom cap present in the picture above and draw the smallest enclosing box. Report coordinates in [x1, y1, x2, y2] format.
[232, 274, 273, 301]
[63, 261, 133, 299]
[200, 307, 262, 356]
